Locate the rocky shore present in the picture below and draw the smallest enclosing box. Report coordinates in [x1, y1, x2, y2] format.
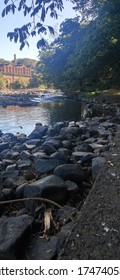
[0, 92, 40, 107]
[0, 110, 119, 259]
[0, 89, 64, 107]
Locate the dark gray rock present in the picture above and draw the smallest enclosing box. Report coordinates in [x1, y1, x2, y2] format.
[43, 139, 62, 149]
[101, 121, 114, 128]
[98, 129, 111, 139]
[62, 140, 72, 149]
[34, 158, 65, 174]
[60, 126, 82, 137]
[24, 139, 41, 146]
[0, 142, 9, 153]
[23, 175, 67, 205]
[17, 144, 28, 153]
[78, 143, 94, 153]
[0, 130, 3, 137]
[1, 159, 15, 169]
[81, 153, 94, 165]
[19, 150, 31, 160]
[0, 149, 10, 158]
[111, 117, 120, 124]
[50, 152, 69, 164]
[5, 151, 19, 160]
[92, 156, 106, 179]
[28, 123, 48, 139]
[0, 215, 34, 259]
[97, 139, 108, 145]
[2, 188, 14, 200]
[4, 176, 27, 190]
[42, 142, 57, 154]
[89, 143, 104, 150]
[32, 152, 49, 160]
[72, 151, 93, 161]
[26, 236, 57, 260]
[6, 164, 17, 171]
[16, 183, 28, 199]
[54, 164, 84, 184]
[89, 126, 99, 137]
[65, 180, 78, 198]
[84, 137, 97, 144]
[53, 121, 65, 132]
[17, 159, 32, 169]
[16, 134, 27, 143]
[24, 143, 36, 151]
[58, 148, 71, 156]
[47, 126, 57, 137]
[1, 170, 19, 179]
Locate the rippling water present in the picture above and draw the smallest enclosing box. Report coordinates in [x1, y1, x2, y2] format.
[0, 99, 82, 135]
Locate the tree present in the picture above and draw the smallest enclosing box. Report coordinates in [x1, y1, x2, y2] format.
[0, 73, 7, 89]
[36, 0, 120, 91]
[28, 72, 40, 88]
[1, 0, 70, 50]
[12, 77, 29, 89]
[36, 17, 82, 89]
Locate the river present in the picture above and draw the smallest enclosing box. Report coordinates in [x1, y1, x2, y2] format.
[0, 98, 83, 135]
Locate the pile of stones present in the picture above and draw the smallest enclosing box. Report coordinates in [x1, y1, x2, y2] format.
[0, 115, 118, 259]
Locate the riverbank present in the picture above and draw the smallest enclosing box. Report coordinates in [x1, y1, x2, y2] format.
[58, 128, 120, 259]
[0, 106, 119, 259]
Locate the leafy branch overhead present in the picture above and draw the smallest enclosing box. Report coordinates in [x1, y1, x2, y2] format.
[2, 0, 65, 49]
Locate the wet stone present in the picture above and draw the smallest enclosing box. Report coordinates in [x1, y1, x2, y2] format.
[0, 215, 34, 260]
[26, 236, 57, 260]
[54, 164, 84, 184]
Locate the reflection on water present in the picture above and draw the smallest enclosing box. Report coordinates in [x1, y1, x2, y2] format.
[0, 100, 82, 135]
[0, 98, 112, 135]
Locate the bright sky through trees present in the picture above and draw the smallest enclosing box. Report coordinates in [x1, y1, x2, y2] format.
[0, 1, 76, 60]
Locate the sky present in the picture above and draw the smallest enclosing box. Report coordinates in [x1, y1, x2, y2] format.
[0, 1, 77, 61]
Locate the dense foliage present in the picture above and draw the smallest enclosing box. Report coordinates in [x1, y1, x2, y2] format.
[36, 0, 120, 91]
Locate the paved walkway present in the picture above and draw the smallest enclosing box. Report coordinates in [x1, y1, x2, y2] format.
[59, 129, 120, 259]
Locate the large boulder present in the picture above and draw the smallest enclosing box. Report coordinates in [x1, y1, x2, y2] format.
[0, 215, 34, 259]
[23, 175, 67, 205]
[54, 164, 84, 184]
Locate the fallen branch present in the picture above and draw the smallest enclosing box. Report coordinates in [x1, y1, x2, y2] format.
[0, 197, 74, 221]
[0, 197, 62, 209]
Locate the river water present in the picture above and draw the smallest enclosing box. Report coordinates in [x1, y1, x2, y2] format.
[0, 98, 83, 135]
